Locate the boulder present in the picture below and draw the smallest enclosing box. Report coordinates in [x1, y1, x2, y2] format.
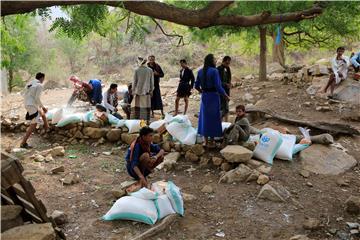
[199, 157, 210, 167]
[257, 184, 285, 202]
[157, 152, 181, 171]
[110, 188, 126, 198]
[220, 145, 253, 163]
[33, 154, 45, 162]
[83, 127, 107, 139]
[106, 129, 122, 142]
[48, 146, 65, 157]
[246, 169, 261, 182]
[219, 164, 252, 183]
[2, 223, 56, 240]
[185, 151, 199, 162]
[300, 145, 357, 175]
[345, 195, 360, 214]
[257, 165, 272, 174]
[50, 210, 68, 225]
[190, 144, 205, 156]
[257, 174, 270, 185]
[267, 62, 285, 74]
[220, 162, 232, 172]
[246, 159, 263, 168]
[212, 157, 223, 166]
[1, 205, 23, 232]
[308, 64, 329, 76]
[62, 173, 80, 185]
[45, 154, 53, 163]
[121, 133, 138, 145]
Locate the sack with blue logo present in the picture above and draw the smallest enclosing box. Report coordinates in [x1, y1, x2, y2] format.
[253, 130, 283, 164]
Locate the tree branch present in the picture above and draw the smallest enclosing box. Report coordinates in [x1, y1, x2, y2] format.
[151, 18, 186, 46]
[1, 1, 325, 28]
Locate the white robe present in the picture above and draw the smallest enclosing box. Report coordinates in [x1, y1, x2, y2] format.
[331, 55, 350, 84]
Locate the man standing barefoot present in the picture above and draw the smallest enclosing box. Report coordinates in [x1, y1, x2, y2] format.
[20, 72, 48, 148]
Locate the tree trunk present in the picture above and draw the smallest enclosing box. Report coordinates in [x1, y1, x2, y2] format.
[8, 68, 14, 92]
[259, 26, 267, 81]
[272, 30, 285, 67]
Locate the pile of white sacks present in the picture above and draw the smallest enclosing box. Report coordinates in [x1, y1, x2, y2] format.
[103, 181, 184, 224]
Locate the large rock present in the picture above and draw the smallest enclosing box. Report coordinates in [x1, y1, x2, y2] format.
[345, 195, 360, 214]
[219, 164, 252, 183]
[83, 127, 107, 139]
[121, 133, 138, 145]
[300, 145, 357, 175]
[106, 129, 122, 142]
[220, 145, 253, 163]
[62, 173, 80, 185]
[189, 144, 205, 156]
[267, 62, 285, 74]
[185, 151, 199, 162]
[335, 80, 360, 104]
[2, 223, 56, 240]
[257, 184, 285, 202]
[50, 146, 65, 157]
[158, 152, 181, 171]
[289, 235, 312, 240]
[1, 205, 24, 232]
[50, 210, 68, 225]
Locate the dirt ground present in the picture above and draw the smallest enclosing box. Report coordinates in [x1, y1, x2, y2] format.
[1, 77, 360, 240]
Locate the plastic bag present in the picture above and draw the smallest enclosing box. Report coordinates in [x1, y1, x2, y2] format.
[149, 120, 166, 131]
[125, 120, 142, 133]
[165, 181, 184, 216]
[151, 181, 168, 195]
[299, 127, 311, 141]
[292, 143, 310, 155]
[83, 110, 95, 122]
[56, 113, 84, 127]
[166, 122, 197, 145]
[154, 194, 176, 219]
[130, 187, 158, 200]
[107, 113, 122, 126]
[275, 134, 296, 161]
[45, 108, 59, 120]
[102, 196, 158, 224]
[222, 122, 232, 132]
[253, 130, 283, 165]
[52, 108, 63, 124]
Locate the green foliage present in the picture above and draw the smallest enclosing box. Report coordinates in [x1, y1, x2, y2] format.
[1, 15, 43, 91]
[50, 4, 110, 39]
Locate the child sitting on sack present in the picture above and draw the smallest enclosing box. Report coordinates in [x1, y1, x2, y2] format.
[125, 127, 165, 188]
[223, 104, 250, 145]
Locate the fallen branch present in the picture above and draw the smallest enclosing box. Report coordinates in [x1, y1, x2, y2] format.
[130, 214, 178, 240]
[246, 107, 360, 136]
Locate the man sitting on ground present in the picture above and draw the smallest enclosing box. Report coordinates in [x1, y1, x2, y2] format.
[125, 127, 165, 188]
[103, 83, 123, 119]
[223, 104, 250, 145]
[321, 47, 350, 98]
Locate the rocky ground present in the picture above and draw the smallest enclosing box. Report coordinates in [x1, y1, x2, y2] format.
[1, 68, 360, 240]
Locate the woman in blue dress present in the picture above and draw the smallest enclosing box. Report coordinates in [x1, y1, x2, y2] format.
[195, 54, 230, 148]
